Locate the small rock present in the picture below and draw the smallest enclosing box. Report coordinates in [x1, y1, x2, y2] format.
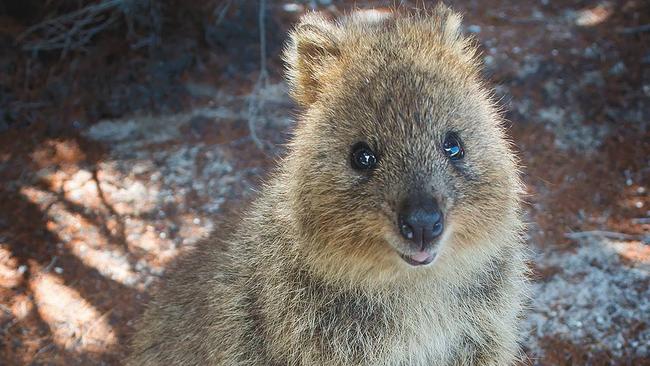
[608, 61, 626, 76]
[467, 25, 481, 33]
[135, 260, 147, 271]
[484, 55, 495, 67]
[282, 3, 302, 12]
[54, 267, 63, 274]
[584, 44, 600, 59]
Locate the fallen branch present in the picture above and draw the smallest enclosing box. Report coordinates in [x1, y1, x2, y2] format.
[564, 230, 647, 243]
[618, 24, 650, 34]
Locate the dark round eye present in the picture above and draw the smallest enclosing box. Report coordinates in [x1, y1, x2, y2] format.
[351, 142, 377, 170]
[443, 133, 464, 160]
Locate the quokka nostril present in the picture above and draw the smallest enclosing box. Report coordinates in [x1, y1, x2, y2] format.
[432, 221, 443, 236]
[400, 220, 414, 240]
[398, 195, 444, 244]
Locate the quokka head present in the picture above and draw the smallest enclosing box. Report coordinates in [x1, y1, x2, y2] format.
[281, 5, 522, 283]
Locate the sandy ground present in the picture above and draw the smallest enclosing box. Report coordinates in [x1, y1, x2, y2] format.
[0, 1, 648, 365]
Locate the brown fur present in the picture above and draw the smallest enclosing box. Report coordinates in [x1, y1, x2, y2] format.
[128, 5, 528, 365]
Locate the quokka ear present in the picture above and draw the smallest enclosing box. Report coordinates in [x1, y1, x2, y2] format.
[433, 2, 463, 44]
[428, 4, 476, 64]
[345, 8, 393, 26]
[433, 3, 463, 43]
[283, 13, 340, 107]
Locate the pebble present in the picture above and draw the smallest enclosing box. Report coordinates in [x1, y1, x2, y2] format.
[608, 61, 626, 76]
[467, 25, 481, 34]
[282, 4, 302, 12]
[484, 55, 495, 67]
[584, 44, 600, 58]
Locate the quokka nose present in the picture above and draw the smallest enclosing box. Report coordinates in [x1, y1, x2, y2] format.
[398, 196, 443, 249]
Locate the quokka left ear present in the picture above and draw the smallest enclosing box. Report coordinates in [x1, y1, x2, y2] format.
[282, 12, 341, 107]
[344, 8, 393, 26]
[429, 4, 476, 64]
[432, 3, 463, 44]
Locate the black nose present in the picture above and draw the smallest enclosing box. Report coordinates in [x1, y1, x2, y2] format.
[398, 196, 443, 249]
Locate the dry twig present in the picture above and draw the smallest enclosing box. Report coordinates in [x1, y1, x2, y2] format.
[618, 24, 650, 34]
[18, 0, 129, 56]
[246, 0, 270, 151]
[565, 230, 648, 243]
[214, 0, 234, 26]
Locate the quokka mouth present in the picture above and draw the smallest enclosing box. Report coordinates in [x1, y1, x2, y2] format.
[399, 251, 436, 266]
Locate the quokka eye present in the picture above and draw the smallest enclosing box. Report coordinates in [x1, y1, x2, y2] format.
[351, 142, 377, 170]
[443, 133, 464, 160]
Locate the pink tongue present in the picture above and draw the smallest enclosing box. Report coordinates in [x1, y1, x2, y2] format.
[411, 251, 431, 262]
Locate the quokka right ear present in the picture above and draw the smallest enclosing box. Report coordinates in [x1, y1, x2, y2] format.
[283, 13, 340, 107]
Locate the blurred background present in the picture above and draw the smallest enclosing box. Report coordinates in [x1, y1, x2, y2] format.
[0, 0, 648, 365]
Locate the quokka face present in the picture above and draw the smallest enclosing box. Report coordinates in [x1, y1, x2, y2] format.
[283, 8, 522, 281]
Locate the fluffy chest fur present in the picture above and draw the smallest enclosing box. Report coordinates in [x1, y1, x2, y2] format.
[243, 247, 522, 366]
